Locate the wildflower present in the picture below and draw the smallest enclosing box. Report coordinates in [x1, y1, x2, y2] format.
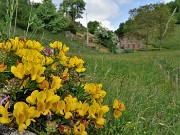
[77, 102, 89, 117]
[44, 47, 54, 56]
[45, 56, 54, 65]
[0, 95, 10, 105]
[51, 62, 58, 70]
[50, 74, 62, 92]
[11, 63, 25, 79]
[30, 64, 45, 83]
[113, 99, 125, 118]
[61, 68, 69, 81]
[0, 102, 11, 124]
[0, 61, 7, 72]
[13, 102, 38, 132]
[73, 123, 87, 135]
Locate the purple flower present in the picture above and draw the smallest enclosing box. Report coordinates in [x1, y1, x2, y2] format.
[0, 95, 10, 105]
[44, 47, 54, 56]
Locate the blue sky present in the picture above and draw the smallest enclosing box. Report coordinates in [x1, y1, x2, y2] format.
[31, 0, 174, 30]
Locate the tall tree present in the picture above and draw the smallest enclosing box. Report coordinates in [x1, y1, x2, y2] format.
[87, 21, 100, 34]
[124, 3, 176, 51]
[115, 23, 125, 37]
[36, 0, 56, 27]
[60, 0, 85, 21]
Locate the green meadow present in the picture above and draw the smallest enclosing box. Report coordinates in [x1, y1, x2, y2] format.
[82, 51, 180, 135]
[12, 26, 180, 134]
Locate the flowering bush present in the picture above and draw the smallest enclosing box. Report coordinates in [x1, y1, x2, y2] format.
[0, 37, 125, 134]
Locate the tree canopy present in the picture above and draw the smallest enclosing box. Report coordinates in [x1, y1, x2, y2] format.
[60, 0, 86, 21]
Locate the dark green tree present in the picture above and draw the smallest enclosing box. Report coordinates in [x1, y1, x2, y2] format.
[115, 23, 125, 37]
[60, 0, 85, 21]
[87, 21, 100, 34]
[36, 0, 56, 28]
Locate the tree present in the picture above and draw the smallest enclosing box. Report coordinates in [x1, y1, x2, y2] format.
[95, 25, 117, 52]
[36, 0, 56, 28]
[153, 3, 176, 50]
[87, 21, 100, 34]
[60, 0, 85, 21]
[115, 23, 125, 37]
[167, 0, 180, 24]
[124, 3, 176, 51]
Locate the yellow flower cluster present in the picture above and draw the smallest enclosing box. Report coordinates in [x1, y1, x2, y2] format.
[84, 83, 106, 103]
[0, 102, 11, 124]
[113, 99, 125, 118]
[50, 41, 86, 73]
[0, 37, 125, 134]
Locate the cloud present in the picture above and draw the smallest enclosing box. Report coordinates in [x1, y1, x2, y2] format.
[30, 0, 42, 3]
[164, 0, 175, 3]
[77, 0, 121, 30]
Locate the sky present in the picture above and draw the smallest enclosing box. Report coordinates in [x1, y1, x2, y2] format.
[31, 0, 175, 30]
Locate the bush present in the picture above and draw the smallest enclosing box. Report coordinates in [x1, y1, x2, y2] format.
[0, 37, 125, 134]
[49, 16, 68, 33]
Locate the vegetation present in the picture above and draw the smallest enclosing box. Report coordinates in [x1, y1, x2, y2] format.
[0, 0, 180, 134]
[87, 21, 100, 35]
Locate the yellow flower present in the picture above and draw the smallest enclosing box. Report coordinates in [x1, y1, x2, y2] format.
[13, 102, 38, 132]
[73, 123, 87, 135]
[45, 56, 53, 65]
[51, 100, 65, 115]
[30, 64, 45, 83]
[113, 99, 125, 119]
[113, 99, 125, 111]
[11, 63, 25, 79]
[0, 102, 11, 124]
[0, 61, 7, 72]
[61, 68, 69, 81]
[27, 90, 60, 116]
[38, 80, 49, 90]
[50, 41, 62, 49]
[77, 102, 89, 117]
[51, 74, 62, 92]
[62, 44, 69, 52]
[26, 90, 39, 105]
[51, 62, 58, 70]
[113, 110, 122, 118]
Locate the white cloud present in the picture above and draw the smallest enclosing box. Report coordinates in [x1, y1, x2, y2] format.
[101, 20, 115, 30]
[164, 0, 175, 3]
[77, 0, 120, 30]
[30, 0, 42, 3]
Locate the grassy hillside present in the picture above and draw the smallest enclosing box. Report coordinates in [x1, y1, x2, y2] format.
[151, 24, 180, 50]
[2, 26, 180, 134]
[83, 50, 180, 134]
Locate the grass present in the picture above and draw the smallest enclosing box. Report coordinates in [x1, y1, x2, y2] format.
[2, 26, 180, 134]
[150, 25, 180, 50]
[82, 51, 180, 135]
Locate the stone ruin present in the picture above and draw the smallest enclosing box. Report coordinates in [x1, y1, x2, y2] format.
[117, 37, 143, 51]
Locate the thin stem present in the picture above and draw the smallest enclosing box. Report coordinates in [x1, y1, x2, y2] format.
[13, 0, 18, 38]
[29, 126, 40, 135]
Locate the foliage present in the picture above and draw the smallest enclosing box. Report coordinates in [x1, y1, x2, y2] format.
[48, 13, 69, 34]
[0, 37, 124, 134]
[66, 22, 77, 34]
[60, 0, 86, 21]
[167, 0, 180, 24]
[87, 21, 100, 35]
[36, 0, 56, 29]
[124, 3, 176, 50]
[94, 26, 117, 52]
[115, 23, 125, 37]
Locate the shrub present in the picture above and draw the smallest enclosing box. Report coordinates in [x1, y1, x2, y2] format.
[0, 37, 125, 134]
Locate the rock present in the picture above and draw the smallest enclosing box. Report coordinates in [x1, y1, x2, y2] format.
[0, 125, 36, 135]
[3, 130, 36, 135]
